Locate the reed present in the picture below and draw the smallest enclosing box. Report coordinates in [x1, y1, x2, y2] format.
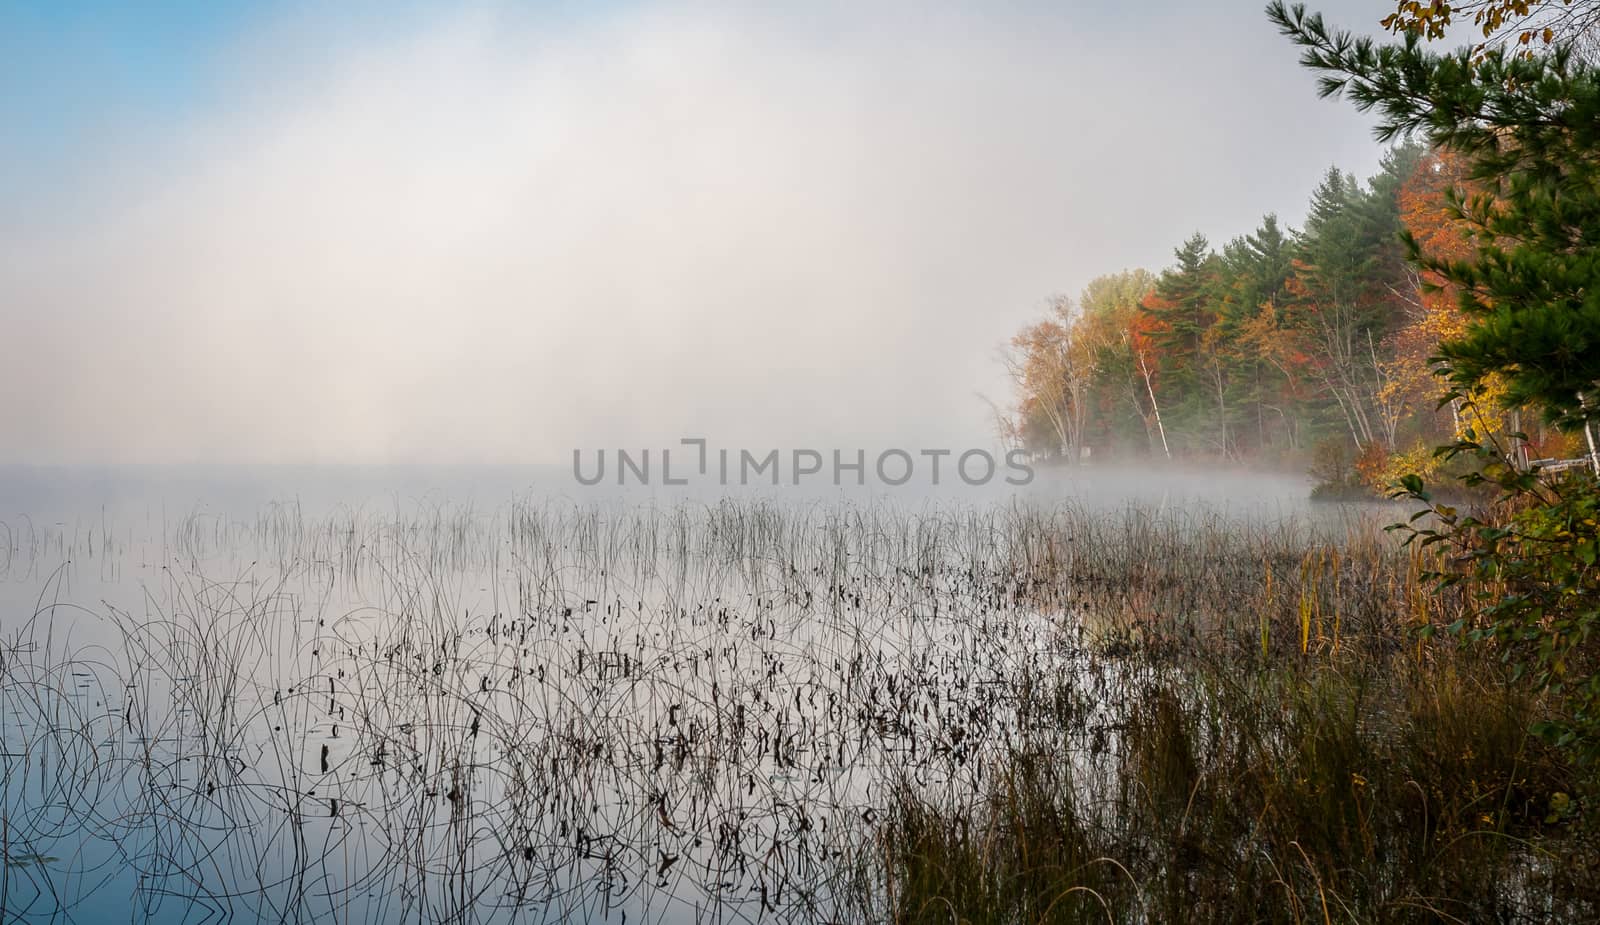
[0, 498, 1588, 923]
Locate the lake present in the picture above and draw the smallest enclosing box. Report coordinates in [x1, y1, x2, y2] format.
[0, 464, 1371, 923]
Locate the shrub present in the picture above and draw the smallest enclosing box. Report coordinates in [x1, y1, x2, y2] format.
[1396, 438, 1600, 769]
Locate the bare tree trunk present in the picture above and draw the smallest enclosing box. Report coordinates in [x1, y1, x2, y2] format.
[1066, 374, 1091, 465]
[1137, 350, 1171, 460]
[1320, 375, 1365, 450]
[1509, 408, 1529, 471]
[1256, 366, 1267, 454]
[1582, 393, 1600, 478]
[1369, 331, 1403, 448]
[1210, 358, 1230, 460]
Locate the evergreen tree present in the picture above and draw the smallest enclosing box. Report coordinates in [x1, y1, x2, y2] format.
[1143, 233, 1218, 369]
[1220, 215, 1298, 453]
[1271, 1, 1600, 442]
[1142, 234, 1231, 452]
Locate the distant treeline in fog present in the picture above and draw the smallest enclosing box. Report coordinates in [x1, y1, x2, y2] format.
[1002, 142, 1584, 493]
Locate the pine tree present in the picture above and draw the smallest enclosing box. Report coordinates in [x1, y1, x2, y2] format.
[1142, 233, 1218, 368]
[1220, 215, 1298, 453]
[1141, 234, 1233, 453]
[1271, 1, 1600, 458]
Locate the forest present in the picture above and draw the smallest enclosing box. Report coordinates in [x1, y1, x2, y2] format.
[1003, 142, 1589, 494]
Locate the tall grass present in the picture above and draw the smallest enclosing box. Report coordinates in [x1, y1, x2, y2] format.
[0, 498, 1589, 922]
[884, 658, 1588, 923]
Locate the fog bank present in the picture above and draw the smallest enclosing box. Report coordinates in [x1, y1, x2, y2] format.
[0, 1, 1387, 464]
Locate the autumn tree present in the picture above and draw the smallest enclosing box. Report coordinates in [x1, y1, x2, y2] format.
[1078, 270, 1166, 456]
[1284, 0, 1600, 763]
[1004, 148, 1437, 470]
[1004, 296, 1104, 461]
[1392, 149, 1478, 440]
[1280, 149, 1421, 454]
[1274, 1, 1600, 471]
[1382, 0, 1600, 59]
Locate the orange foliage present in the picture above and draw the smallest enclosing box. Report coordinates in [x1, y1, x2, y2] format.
[1397, 148, 1477, 345]
[1386, 149, 1489, 435]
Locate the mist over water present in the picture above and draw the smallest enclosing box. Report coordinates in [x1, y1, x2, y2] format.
[0, 459, 1390, 923]
[0, 460, 1349, 638]
[0, 462, 1325, 523]
[0, 2, 1438, 922]
[0, 1, 1388, 466]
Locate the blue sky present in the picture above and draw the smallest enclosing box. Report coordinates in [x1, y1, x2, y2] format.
[2, 2, 270, 184]
[0, 0, 638, 210]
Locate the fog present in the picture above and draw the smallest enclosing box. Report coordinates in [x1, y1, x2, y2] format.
[0, 0, 1388, 465]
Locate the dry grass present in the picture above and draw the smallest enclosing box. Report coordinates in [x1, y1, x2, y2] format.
[0, 498, 1589, 923]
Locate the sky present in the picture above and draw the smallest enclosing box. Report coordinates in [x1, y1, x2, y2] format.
[0, 0, 1399, 465]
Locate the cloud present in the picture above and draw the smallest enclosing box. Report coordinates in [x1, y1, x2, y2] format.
[0, 0, 1386, 464]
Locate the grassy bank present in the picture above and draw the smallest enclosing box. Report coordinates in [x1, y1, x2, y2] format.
[4, 497, 1595, 922]
[881, 503, 1600, 923]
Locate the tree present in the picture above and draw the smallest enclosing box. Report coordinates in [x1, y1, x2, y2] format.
[1078, 270, 1168, 455]
[1277, 0, 1600, 761]
[1215, 216, 1295, 454]
[1225, 215, 1314, 452]
[1142, 234, 1218, 372]
[1004, 297, 1102, 462]
[1282, 153, 1420, 452]
[1129, 311, 1174, 459]
[1393, 148, 1481, 441]
[1272, 2, 1600, 471]
[1142, 234, 1232, 455]
[1381, 0, 1600, 59]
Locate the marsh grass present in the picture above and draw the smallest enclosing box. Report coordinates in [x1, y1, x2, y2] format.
[0, 498, 1590, 922]
[882, 600, 1596, 923]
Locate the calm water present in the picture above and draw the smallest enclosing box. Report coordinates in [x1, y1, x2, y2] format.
[0, 465, 1351, 923]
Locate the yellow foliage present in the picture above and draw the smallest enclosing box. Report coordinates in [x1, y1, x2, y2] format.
[1368, 441, 1447, 492]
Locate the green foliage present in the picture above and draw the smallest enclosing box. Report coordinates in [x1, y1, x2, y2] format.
[1395, 442, 1600, 764]
[1145, 233, 1220, 370]
[1217, 214, 1293, 332]
[1006, 117, 1456, 468]
[1274, 0, 1600, 771]
[1270, 1, 1600, 433]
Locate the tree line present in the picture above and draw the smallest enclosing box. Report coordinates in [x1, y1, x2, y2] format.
[1005, 0, 1600, 498]
[1003, 139, 1588, 492]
